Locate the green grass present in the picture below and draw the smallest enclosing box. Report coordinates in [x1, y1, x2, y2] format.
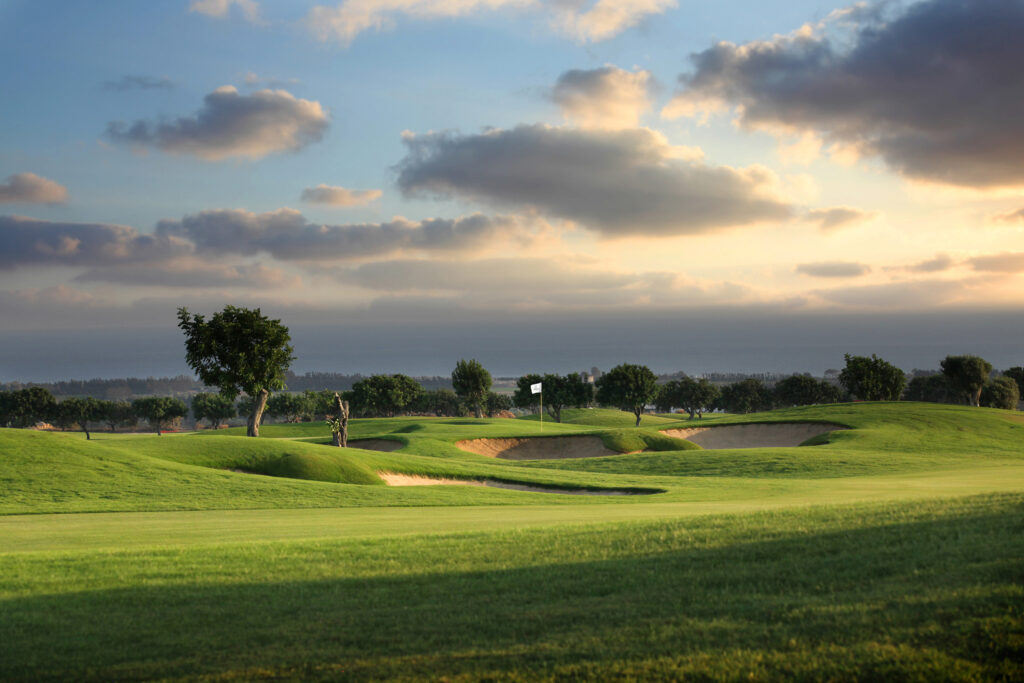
[1, 495, 1021, 681]
[2, 401, 1023, 679]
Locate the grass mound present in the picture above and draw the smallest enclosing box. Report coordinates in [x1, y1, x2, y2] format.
[600, 429, 700, 453]
[263, 451, 383, 486]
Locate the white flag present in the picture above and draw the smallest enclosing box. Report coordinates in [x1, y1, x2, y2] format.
[530, 382, 542, 394]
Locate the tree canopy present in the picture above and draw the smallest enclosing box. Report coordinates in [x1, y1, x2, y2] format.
[350, 374, 423, 417]
[980, 376, 1020, 410]
[131, 396, 187, 436]
[513, 372, 591, 422]
[177, 306, 294, 437]
[940, 355, 993, 407]
[717, 379, 774, 414]
[451, 359, 492, 418]
[595, 363, 658, 426]
[191, 392, 237, 428]
[839, 354, 906, 401]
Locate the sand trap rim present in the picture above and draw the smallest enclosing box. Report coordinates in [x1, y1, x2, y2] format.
[659, 421, 850, 450]
[378, 471, 664, 495]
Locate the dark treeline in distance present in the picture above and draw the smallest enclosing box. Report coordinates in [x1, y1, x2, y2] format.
[3, 354, 1021, 434]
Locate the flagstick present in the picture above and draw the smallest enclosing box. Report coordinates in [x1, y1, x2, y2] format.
[539, 391, 543, 433]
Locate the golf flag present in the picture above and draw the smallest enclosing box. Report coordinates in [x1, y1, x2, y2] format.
[531, 382, 542, 394]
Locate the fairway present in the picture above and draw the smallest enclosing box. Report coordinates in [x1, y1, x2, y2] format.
[2, 402, 1023, 680]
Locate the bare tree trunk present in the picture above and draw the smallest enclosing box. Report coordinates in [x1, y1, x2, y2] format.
[332, 393, 349, 447]
[634, 408, 642, 427]
[474, 401, 482, 419]
[83, 423, 91, 440]
[247, 388, 269, 437]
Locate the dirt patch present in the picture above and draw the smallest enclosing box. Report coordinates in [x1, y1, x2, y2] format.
[379, 472, 661, 495]
[349, 439, 403, 452]
[456, 436, 619, 460]
[662, 422, 848, 449]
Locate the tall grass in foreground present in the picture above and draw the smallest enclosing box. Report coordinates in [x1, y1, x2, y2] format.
[2, 494, 1021, 681]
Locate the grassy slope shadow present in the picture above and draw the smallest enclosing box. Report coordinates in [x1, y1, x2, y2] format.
[2, 495, 1021, 681]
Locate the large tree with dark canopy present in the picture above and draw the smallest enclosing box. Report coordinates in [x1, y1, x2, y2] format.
[513, 372, 591, 422]
[940, 355, 993, 407]
[58, 397, 103, 440]
[839, 354, 906, 401]
[451, 359, 492, 418]
[191, 392, 237, 429]
[718, 379, 774, 414]
[177, 306, 294, 437]
[596, 363, 658, 426]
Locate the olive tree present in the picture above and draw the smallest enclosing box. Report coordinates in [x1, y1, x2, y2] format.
[131, 397, 187, 436]
[718, 379, 773, 414]
[839, 354, 906, 401]
[58, 397, 103, 440]
[980, 376, 1020, 410]
[596, 363, 658, 426]
[452, 359, 492, 418]
[940, 355, 993, 407]
[191, 392, 237, 429]
[513, 372, 590, 422]
[177, 306, 294, 437]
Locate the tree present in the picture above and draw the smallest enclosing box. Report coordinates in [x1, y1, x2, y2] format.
[191, 392, 237, 429]
[774, 375, 843, 408]
[839, 354, 906, 401]
[58, 397, 103, 440]
[413, 388, 463, 417]
[718, 379, 774, 414]
[513, 374, 543, 413]
[327, 392, 350, 447]
[940, 355, 993, 407]
[486, 391, 513, 417]
[1003, 367, 1024, 399]
[1, 387, 57, 428]
[903, 374, 954, 404]
[514, 373, 591, 422]
[131, 397, 187, 436]
[177, 306, 294, 437]
[678, 377, 720, 419]
[980, 376, 1020, 410]
[98, 400, 136, 432]
[265, 392, 309, 423]
[452, 359, 492, 418]
[595, 363, 658, 426]
[350, 374, 423, 417]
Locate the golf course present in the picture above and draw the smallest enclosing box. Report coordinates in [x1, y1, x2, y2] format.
[2, 401, 1023, 680]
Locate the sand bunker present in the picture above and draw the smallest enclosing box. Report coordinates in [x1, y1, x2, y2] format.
[456, 436, 619, 460]
[349, 439, 403, 452]
[378, 472, 659, 496]
[662, 422, 847, 449]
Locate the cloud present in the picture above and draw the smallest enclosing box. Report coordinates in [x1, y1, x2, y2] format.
[551, 0, 678, 43]
[0, 173, 68, 205]
[550, 65, 654, 129]
[243, 72, 300, 89]
[306, 0, 675, 45]
[803, 206, 875, 232]
[396, 124, 793, 236]
[815, 279, 969, 308]
[105, 86, 328, 161]
[992, 208, 1024, 224]
[906, 253, 955, 273]
[101, 75, 175, 91]
[329, 256, 751, 308]
[795, 261, 870, 278]
[189, 0, 262, 22]
[0, 215, 186, 269]
[966, 252, 1024, 273]
[663, 0, 1024, 188]
[156, 208, 524, 260]
[300, 185, 382, 207]
[75, 260, 299, 289]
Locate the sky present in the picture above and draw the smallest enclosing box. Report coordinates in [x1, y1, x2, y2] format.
[1, 0, 1023, 381]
